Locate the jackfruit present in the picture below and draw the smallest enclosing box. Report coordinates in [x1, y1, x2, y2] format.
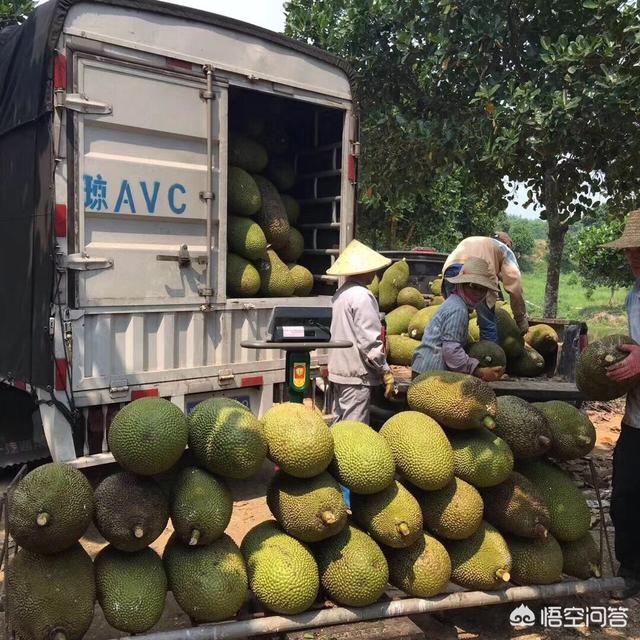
[314, 524, 389, 606]
[227, 166, 262, 216]
[525, 323, 559, 356]
[407, 370, 497, 430]
[258, 249, 295, 297]
[561, 533, 601, 579]
[288, 263, 314, 296]
[576, 334, 640, 400]
[378, 280, 399, 312]
[448, 428, 514, 488]
[380, 411, 454, 491]
[267, 471, 347, 542]
[517, 458, 591, 542]
[446, 522, 512, 590]
[496, 307, 525, 358]
[533, 401, 596, 460]
[94, 472, 169, 552]
[241, 520, 319, 614]
[7, 544, 96, 640]
[164, 533, 247, 622]
[397, 287, 426, 309]
[384, 532, 451, 597]
[227, 252, 261, 297]
[108, 397, 188, 475]
[508, 343, 546, 377]
[266, 157, 296, 191]
[431, 295, 445, 305]
[189, 397, 266, 479]
[368, 274, 380, 298]
[468, 340, 507, 368]
[496, 301, 514, 316]
[351, 480, 423, 549]
[481, 471, 551, 538]
[227, 215, 267, 261]
[378, 260, 410, 311]
[281, 194, 300, 224]
[277, 227, 305, 262]
[229, 132, 268, 173]
[408, 306, 440, 339]
[507, 534, 563, 585]
[329, 420, 395, 494]
[262, 402, 334, 478]
[415, 477, 483, 540]
[386, 335, 421, 366]
[253, 175, 290, 250]
[385, 305, 419, 335]
[8, 463, 94, 555]
[95, 545, 167, 633]
[171, 467, 233, 546]
[430, 278, 443, 295]
[493, 396, 552, 459]
[468, 317, 480, 343]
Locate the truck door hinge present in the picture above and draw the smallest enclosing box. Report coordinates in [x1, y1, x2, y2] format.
[109, 376, 129, 396]
[55, 93, 113, 115]
[218, 370, 235, 385]
[64, 253, 114, 271]
[350, 141, 360, 157]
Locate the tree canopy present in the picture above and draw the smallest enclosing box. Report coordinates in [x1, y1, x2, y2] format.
[0, 0, 33, 29]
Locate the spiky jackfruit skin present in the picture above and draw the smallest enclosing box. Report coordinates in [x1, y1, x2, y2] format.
[481, 472, 551, 539]
[267, 472, 347, 542]
[561, 533, 601, 579]
[430, 278, 442, 295]
[163, 533, 247, 623]
[385, 335, 421, 366]
[468, 340, 507, 368]
[227, 165, 262, 216]
[329, 420, 395, 495]
[171, 467, 232, 546]
[227, 252, 261, 297]
[229, 132, 268, 173]
[8, 463, 94, 555]
[288, 263, 314, 296]
[266, 157, 296, 191]
[262, 402, 334, 478]
[378, 260, 410, 311]
[313, 525, 389, 606]
[95, 546, 167, 633]
[533, 401, 596, 460]
[494, 395, 552, 459]
[385, 532, 451, 597]
[367, 275, 380, 298]
[507, 344, 546, 377]
[108, 397, 188, 476]
[507, 534, 563, 585]
[281, 194, 300, 224]
[397, 287, 426, 309]
[258, 249, 295, 297]
[446, 522, 512, 590]
[408, 371, 497, 430]
[525, 323, 559, 355]
[448, 429, 514, 488]
[496, 307, 525, 359]
[468, 317, 480, 343]
[431, 295, 444, 305]
[188, 397, 266, 479]
[407, 306, 440, 339]
[227, 215, 267, 260]
[517, 458, 591, 542]
[380, 411, 454, 491]
[241, 520, 319, 615]
[350, 481, 423, 549]
[94, 472, 169, 552]
[414, 477, 483, 540]
[7, 544, 96, 640]
[277, 227, 305, 262]
[378, 280, 399, 312]
[576, 334, 640, 400]
[385, 305, 419, 335]
[253, 175, 290, 250]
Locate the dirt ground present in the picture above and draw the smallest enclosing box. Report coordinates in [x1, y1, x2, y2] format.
[1, 401, 638, 640]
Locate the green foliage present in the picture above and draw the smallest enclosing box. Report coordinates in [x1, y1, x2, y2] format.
[504, 217, 535, 267]
[0, 0, 32, 29]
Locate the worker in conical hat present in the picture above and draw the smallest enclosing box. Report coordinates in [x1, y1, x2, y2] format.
[326, 240, 395, 423]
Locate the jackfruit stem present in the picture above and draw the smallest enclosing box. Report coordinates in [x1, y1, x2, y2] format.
[538, 435, 551, 448]
[51, 631, 67, 640]
[133, 525, 144, 539]
[496, 568, 511, 582]
[189, 530, 201, 546]
[397, 522, 411, 537]
[36, 512, 49, 527]
[533, 523, 548, 538]
[591, 563, 601, 578]
[321, 511, 337, 525]
[483, 416, 496, 430]
[605, 354, 616, 364]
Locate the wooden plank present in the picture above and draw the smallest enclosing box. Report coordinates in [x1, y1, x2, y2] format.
[284, 616, 425, 640]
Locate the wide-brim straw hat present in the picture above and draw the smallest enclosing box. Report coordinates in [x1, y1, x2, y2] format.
[446, 257, 500, 292]
[326, 239, 392, 276]
[601, 209, 640, 249]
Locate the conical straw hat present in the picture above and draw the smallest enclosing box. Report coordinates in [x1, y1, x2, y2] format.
[445, 257, 499, 292]
[326, 239, 392, 276]
[601, 210, 640, 249]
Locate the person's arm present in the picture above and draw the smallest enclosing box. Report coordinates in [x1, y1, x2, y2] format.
[442, 342, 480, 375]
[351, 292, 390, 375]
[440, 304, 479, 375]
[500, 250, 528, 332]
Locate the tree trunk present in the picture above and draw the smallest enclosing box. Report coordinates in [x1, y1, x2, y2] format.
[541, 168, 566, 318]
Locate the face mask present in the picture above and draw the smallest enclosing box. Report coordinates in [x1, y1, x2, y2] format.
[456, 283, 487, 307]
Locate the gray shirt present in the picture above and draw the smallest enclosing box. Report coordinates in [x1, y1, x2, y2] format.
[328, 281, 390, 386]
[412, 294, 480, 376]
[623, 279, 640, 428]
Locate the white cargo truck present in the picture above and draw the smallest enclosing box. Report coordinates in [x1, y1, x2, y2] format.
[0, 0, 357, 467]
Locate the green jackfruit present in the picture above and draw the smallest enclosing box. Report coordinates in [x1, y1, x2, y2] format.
[227, 166, 262, 216]
[288, 263, 314, 296]
[258, 249, 295, 297]
[384, 532, 451, 597]
[561, 533, 601, 579]
[8, 463, 94, 555]
[576, 334, 640, 400]
[380, 411, 454, 491]
[385, 304, 419, 335]
[378, 280, 399, 312]
[109, 397, 188, 475]
[188, 397, 266, 479]
[267, 471, 347, 542]
[526, 323, 559, 356]
[508, 343, 546, 377]
[171, 467, 232, 546]
[407, 371, 497, 430]
[378, 260, 410, 311]
[496, 307, 525, 359]
[241, 520, 319, 614]
[507, 534, 563, 585]
[431, 295, 444, 305]
[386, 335, 421, 366]
[263, 402, 334, 478]
[468, 340, 507, 368]
[496, 301, 514, 316]
[281, 194, 300, 225]
[253, 175, 290, 250]
[227, 215, 267, 260]
[446, 522, 512, 590]
[368, 275, 380, 298]
[408, 306, 440, 339]
[351, 480, 423, 549]
[266, 157, 296, 191]
[95, 546, 167, 633]
[94, 472, 169, 552]
[430, 278, 442, 295]
[227, 252, 261, 297]
[164, 533, 247, 622]
[277, 227, 305, 262]
[415, 477, 483, 540]
[397, 287, 426, 309]
[468, 317, 480, 343]
[493, 395, 552, 459]
[517, 458, 591, 542]
[7, 544, 96, 640]
[229, 132, 268, 173]
[314, 524, 389, 606]
[448, 428, 514, 488]
[481, 471, 551, 538]
[329, 420, 395, 494]
[533, 401, 596, 460]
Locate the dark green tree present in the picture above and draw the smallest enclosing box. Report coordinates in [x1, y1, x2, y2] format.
[0, 0, 33, 29]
